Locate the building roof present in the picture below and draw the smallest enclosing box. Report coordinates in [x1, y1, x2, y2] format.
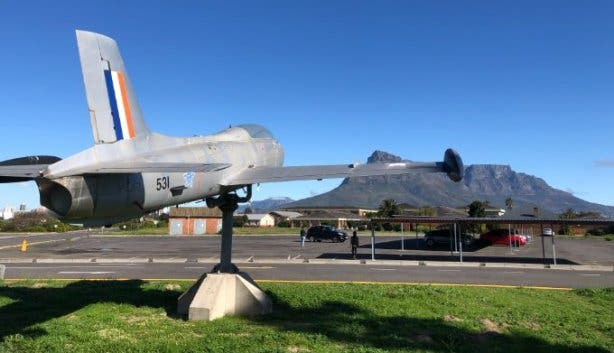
[169, 207, 222, 218]
[270, 211, 302, 219]
[282, 206, 378, 212]
[245, 213, 272, 221]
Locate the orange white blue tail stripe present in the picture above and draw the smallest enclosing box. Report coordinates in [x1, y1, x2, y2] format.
[104, 70, 135, 140]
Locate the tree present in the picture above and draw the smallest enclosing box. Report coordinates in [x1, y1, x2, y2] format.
[505, 197, 513, 211]
[559, 208, 577, 220]
[233, 215, 248, 227]
[418, 206, 436, 217]
[467, 200, 488, 218]
[378, 199, 400, 218]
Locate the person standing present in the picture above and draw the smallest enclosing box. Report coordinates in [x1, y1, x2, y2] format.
[351, 230, 359, 259]
[300, 227, 306, 249]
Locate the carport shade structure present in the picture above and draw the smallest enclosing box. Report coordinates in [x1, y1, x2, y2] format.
[367, 217, 614, 264]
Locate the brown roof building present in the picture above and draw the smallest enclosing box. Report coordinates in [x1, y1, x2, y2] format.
[168, 207, 222, 235]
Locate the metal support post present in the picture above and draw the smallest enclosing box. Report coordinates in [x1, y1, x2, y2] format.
[0, 264, 5, 280]
[540, 225, 546, 266]
[371, 224, 375, 261]
[400, 223, 405, 251]
[551, 234, 557, 266]
[458, 223, 463, 263]
[508, 223, 513, 253]
[206, 186, 252, 273]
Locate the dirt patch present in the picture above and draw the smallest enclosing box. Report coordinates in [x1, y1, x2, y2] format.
[31, 283, 45, 288]
[522, 322, 541, 331]
[164, 284, 182, 291]
[287, 346, 310, 352]
[443, 314, 463, 322]
[481, 318, 509, 333]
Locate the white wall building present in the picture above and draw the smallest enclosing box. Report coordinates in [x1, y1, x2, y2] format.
[245, 213, 276, 227]
[1, 207, 15, 220]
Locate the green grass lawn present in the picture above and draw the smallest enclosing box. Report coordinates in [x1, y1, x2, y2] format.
[0, 280, 612, 353]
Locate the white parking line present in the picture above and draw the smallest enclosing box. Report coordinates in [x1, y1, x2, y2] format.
[369, 268, 397, 271]
[437, 269, 461, 272]
[502, 271, 525, 274]
[579, 273, 601, 277]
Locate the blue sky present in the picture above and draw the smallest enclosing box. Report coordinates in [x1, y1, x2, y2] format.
[0, 0, 613, 210]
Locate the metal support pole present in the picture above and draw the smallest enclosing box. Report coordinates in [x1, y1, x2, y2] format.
[0, 264, 5, 280]
[458, 223, 463, 263]
[508, 223, 513, 253]
[551, 234, 557, 266]
[540, 225, 546, 266]
[371, 225, 375, 261]
[218, 199, 238, 273]
[400, 223, 405, 251]
[206, 186, 252, 274]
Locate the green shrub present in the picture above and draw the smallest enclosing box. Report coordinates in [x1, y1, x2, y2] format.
[277, 220, 291, 228]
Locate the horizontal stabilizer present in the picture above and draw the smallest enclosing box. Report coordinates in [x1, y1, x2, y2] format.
[0, 155, 61, 183]
[224, 149, 463, 186]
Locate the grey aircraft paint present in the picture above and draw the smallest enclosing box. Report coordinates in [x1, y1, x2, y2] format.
[0, 30, 463, 227]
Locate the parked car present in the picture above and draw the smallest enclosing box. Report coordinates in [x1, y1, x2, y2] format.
[480, 229, 527, 246]
[424, 229, 476, 248]
[306, 226, 348, 242]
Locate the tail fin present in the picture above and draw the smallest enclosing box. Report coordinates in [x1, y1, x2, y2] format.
[76, 30, 150, 144]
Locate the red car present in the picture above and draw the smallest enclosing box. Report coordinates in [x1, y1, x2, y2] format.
[480, 229, 527, 246]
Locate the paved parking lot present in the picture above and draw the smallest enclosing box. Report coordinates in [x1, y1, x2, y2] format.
[0, 232, 612, 266]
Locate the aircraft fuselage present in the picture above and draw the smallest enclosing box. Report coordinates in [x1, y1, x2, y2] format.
[36, 125, 283, 226]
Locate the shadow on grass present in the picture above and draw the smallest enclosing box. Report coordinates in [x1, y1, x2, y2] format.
[0, 280, 177, 341]
[256, 291, 609, 353]
[0, 281, 608, 352]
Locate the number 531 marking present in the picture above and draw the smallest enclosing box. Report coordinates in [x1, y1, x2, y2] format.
[156, 176, 170, 191]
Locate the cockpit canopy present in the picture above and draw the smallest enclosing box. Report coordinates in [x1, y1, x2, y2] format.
[236, 124, 275, 139]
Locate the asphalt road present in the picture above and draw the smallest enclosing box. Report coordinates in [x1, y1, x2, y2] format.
[2, 262, 613, 288]
[1, 232, 612, 288]
[1, 232, 612, 265]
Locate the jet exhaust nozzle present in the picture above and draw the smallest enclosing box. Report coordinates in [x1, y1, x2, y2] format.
[443, 148, 464, 182]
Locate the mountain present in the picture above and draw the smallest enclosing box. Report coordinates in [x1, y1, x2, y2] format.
[238, 197, 295, 213]
[286, 151, 614, 218]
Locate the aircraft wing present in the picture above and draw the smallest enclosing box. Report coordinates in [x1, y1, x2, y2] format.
[82, 162, 231, 174]
[0, 156, 62, 183]
[224, 149, 463, 186]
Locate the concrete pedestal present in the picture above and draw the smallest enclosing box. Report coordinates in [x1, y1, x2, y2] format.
[177, 272, 272, 321]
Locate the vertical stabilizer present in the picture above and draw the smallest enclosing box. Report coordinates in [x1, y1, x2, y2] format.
[76, 30, 150, 144]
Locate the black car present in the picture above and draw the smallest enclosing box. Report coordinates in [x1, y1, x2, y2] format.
[424, 229, 475, 248]
[306, 226, 348, 242]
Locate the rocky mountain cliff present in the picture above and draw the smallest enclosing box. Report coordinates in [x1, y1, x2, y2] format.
[286, 151, 614, 217]
[238, 197, 295, 213]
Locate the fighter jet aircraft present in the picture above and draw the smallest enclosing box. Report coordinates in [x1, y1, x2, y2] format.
[0, 30, 463, 227]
